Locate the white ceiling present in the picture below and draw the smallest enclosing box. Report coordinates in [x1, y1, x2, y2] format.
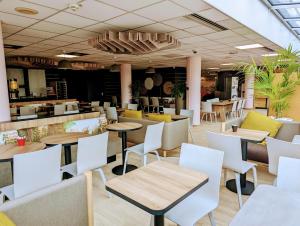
[0, 0, 281, 69]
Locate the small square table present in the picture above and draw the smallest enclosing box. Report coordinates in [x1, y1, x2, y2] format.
[106, 161, 208, 226]
[223, 128, 269, 195]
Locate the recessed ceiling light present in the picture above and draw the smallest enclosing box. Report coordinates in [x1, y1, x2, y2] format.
[15, 7, 38, 15]
[235, 44, 263, 50]
[207, 67, 220, 70]
[221, 63, 234, 66]
[56, 54, 78, 58]
[262, 53, 279, 57]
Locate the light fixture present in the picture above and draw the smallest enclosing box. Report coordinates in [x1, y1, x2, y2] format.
[58, 60, 72, 69]
[262, 53, 279, 57]
[145, 67, 155, 74]
[221, 63, 234, 66]
[15, 7, 38, 15]
[207, 67, 220, 70]
[56, 54, 78, 58]
[235, 44, 263, 50]
[110, 64, 120, 72]
[9, 79, 18, 90]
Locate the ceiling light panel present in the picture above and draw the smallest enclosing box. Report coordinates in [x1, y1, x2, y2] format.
[235, 43, 263, 49]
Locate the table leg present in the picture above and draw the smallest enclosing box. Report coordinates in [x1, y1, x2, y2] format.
[10, 160, 14, 181]
[154, 215, 164, 226]
[112, 131, 137, 175]
[64, 145, 72, 165]
[226, 140, 255, 195]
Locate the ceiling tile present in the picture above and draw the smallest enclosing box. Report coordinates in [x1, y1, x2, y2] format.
[232, 27, 254, 35]
[179, 36, 208, 44]
[17, 28, 59, 38]
[170, 0, 210, 12]
[196, 8, 229, 22]
[46, 12, 97, 28]
[23, 0, 79, 10]
[84, 23, 123, 32]
[106, 13, 154, 29]
[217, 19, 243, 29]
[39, 39, 70, 46]
[136, 23, 177, 32]
[0, 12, 38, 27]
[52, 35, 86, 43]
[134, 1, 191, 21]
[66, 0, 125, 21]
[66, 29, 98, 39]
[1, 23, 23, 34]
[203, 30, 236, 40]
[30, 21, 77, 34]
[163, 17, 200, 29]
[6, 34, 44, 43]
[169, 30, 194, 38]
[0, 0, 57, 19]
[98, 0, 161, 11]
[185, 25, 216, 35]
[4, 39, 31, 46]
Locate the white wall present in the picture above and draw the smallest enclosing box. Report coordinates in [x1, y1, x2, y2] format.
[28, 69, 46, 97]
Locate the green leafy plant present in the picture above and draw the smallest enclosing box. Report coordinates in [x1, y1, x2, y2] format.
[171, 82, 186, 98]
[236, 45, 300, 118]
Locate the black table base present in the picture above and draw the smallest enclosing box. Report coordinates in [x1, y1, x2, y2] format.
[226, 179, 254, 195]
[154, 215, 164, 226]
[64, 145, 72, 165]
[112, 164, 137, 175]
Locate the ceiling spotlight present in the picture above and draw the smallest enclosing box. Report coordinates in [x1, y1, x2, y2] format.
[262, 53, 279, 57]
[56, 54, 78, 58]
[58, 60, 72, 69]
[207, 67, 220, 70]
[145, 67, 155, 74]
[221, 63, 234, 66]
[68, 3, 82, 11]
[15, 7, 38, 15]
[235, 44, 263, 50]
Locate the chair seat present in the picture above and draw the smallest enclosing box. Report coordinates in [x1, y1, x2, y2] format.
[228, 161, 256, 174]
[1, 185, 15, 200]
[126, 143, 144, 155]
[61, 163, 77, 176]
[166, 192, 217, 226]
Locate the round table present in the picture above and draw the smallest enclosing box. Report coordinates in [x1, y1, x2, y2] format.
[40, 132, 89, 165]
[171, 115, 188, 121]
[106, 122, 143, 175]
[0, 142, 46, 179]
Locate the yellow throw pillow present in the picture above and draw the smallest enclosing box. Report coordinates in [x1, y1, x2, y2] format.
[123, 110, 142, 119]
[148, 114, 172, 122]
[241, 111, 282, 137]
[0, 212, 16, 226]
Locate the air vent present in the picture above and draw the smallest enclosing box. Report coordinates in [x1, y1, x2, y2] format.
[4, 44, 23, 49]
[66, 52, 89, 56]
[185, 13, 228, 32]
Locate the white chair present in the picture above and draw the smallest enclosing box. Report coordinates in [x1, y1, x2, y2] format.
[292, 135, 300, 144]
[165, 143, 224, 226]
[151, 97, 162, 113]
[201, 102, 217, 123]
[277, 156, 300, 193]
[61, 132, 110, 197]
[206, 131, 257, 208]
[141, 96, 150, 112]
[0, 145, 62, 203]
[91, 101, 100, 111]
[123, 122, 164, 174]
[127, 103, 138, 110]
[106, 107, 118, 123]
[240, 99, 246, 116]
[163, 107, 176, 115]
[54, 104, 65, 115]
[103, 102, 111, 110]
[227, 100, 238, 119]
[180, 109, 194, 143]
[266, 137, 300, 178]
[236, 99, 243, 117]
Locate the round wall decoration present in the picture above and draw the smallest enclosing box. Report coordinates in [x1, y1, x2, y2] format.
[163, 81, 174, 95]
[144, 77, 154, 90]
[153, 73, 163, 86]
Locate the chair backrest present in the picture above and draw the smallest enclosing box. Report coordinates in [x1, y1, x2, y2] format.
[242, 99, 246, 108]
[10, 108, 17, 114]
[201, 102, 213, 113]
[54, 104, 65, 115]
[20, 107, 35, 116]
[91, 101, 99, 107]
[151, 97, 159, 107]
[266, 137, 300, 175]
[14, 145, 62, 198]
[141, 97, 149, 106]
[277, 156, 300, 192]
[106, 107, 118, 121]
[103, 102, 111, 110]
[180, 109, 194, 127]
[77, 132, 109, 174]
[163, 108, 176, 115]
[237, 99, 243, 110]
[231, 100, 238, 111]
[127, 104, 138, 110]
[292, 135, 300, 144]
[179, 143, 224, 202]
[66, 103, 78, 112]
[122, 103, 128, 109]
[206, 131, 243, 172]
[144, 122, 165, 153]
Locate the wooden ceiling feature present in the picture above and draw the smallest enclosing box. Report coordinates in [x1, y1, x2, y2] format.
[88, 31, 181, 55]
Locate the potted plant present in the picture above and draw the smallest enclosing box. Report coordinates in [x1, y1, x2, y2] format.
[237, 45, 300, 118]
[172, 82, 186, 114]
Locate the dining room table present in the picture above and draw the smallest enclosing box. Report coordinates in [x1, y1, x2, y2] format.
[212, 100, 234, 122]
[106, 122, 143, 175]
[106, 160, 208, 226]
[223, 128, 269, 195]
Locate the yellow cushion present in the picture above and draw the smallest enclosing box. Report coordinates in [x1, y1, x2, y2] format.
[0, 212, 15, 226]
[148, 114, 172, 122]
[241, 111, 282, 137]
[123, 110, 142, 119]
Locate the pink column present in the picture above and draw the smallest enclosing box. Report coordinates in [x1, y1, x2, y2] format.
[186, 56, 201, 125]
[120, 64, 132, 106]
[0, 22, 10, 122]
[244, 73, 254, 109]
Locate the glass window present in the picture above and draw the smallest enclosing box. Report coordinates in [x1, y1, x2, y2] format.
[288, 20, 300, 27]
[277, 8, 300, 18]
[294, 29, 300, 34]
[269, 0, 300, 5]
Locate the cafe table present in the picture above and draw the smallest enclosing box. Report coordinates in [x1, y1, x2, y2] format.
[223, 128, 269, 195]
[106, 122, 142, 175]
[230, 185, 300, 226]
[171, 115, 188, 121]
[0, 142, 46, 178]
[40, 132, 89, 165]
[106, 161, 208, 226]
[212, 101, 233, 122]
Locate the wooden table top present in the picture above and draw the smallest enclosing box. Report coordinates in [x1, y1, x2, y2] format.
[106, 161, 208, 215]
[0, 142, 46, 161]
[171, 115, 188, 120]
[212, 101, 233, 106]
[224, 128, 269, 142]
[106, 122, 142, 132]
[40, 132, 89, 145]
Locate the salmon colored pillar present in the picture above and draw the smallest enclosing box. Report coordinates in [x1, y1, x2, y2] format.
[120, 64, 132, 106]
[244, 73, 254, 109]
[0, 22, 10, 122]
[186, 56, 201, 125]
